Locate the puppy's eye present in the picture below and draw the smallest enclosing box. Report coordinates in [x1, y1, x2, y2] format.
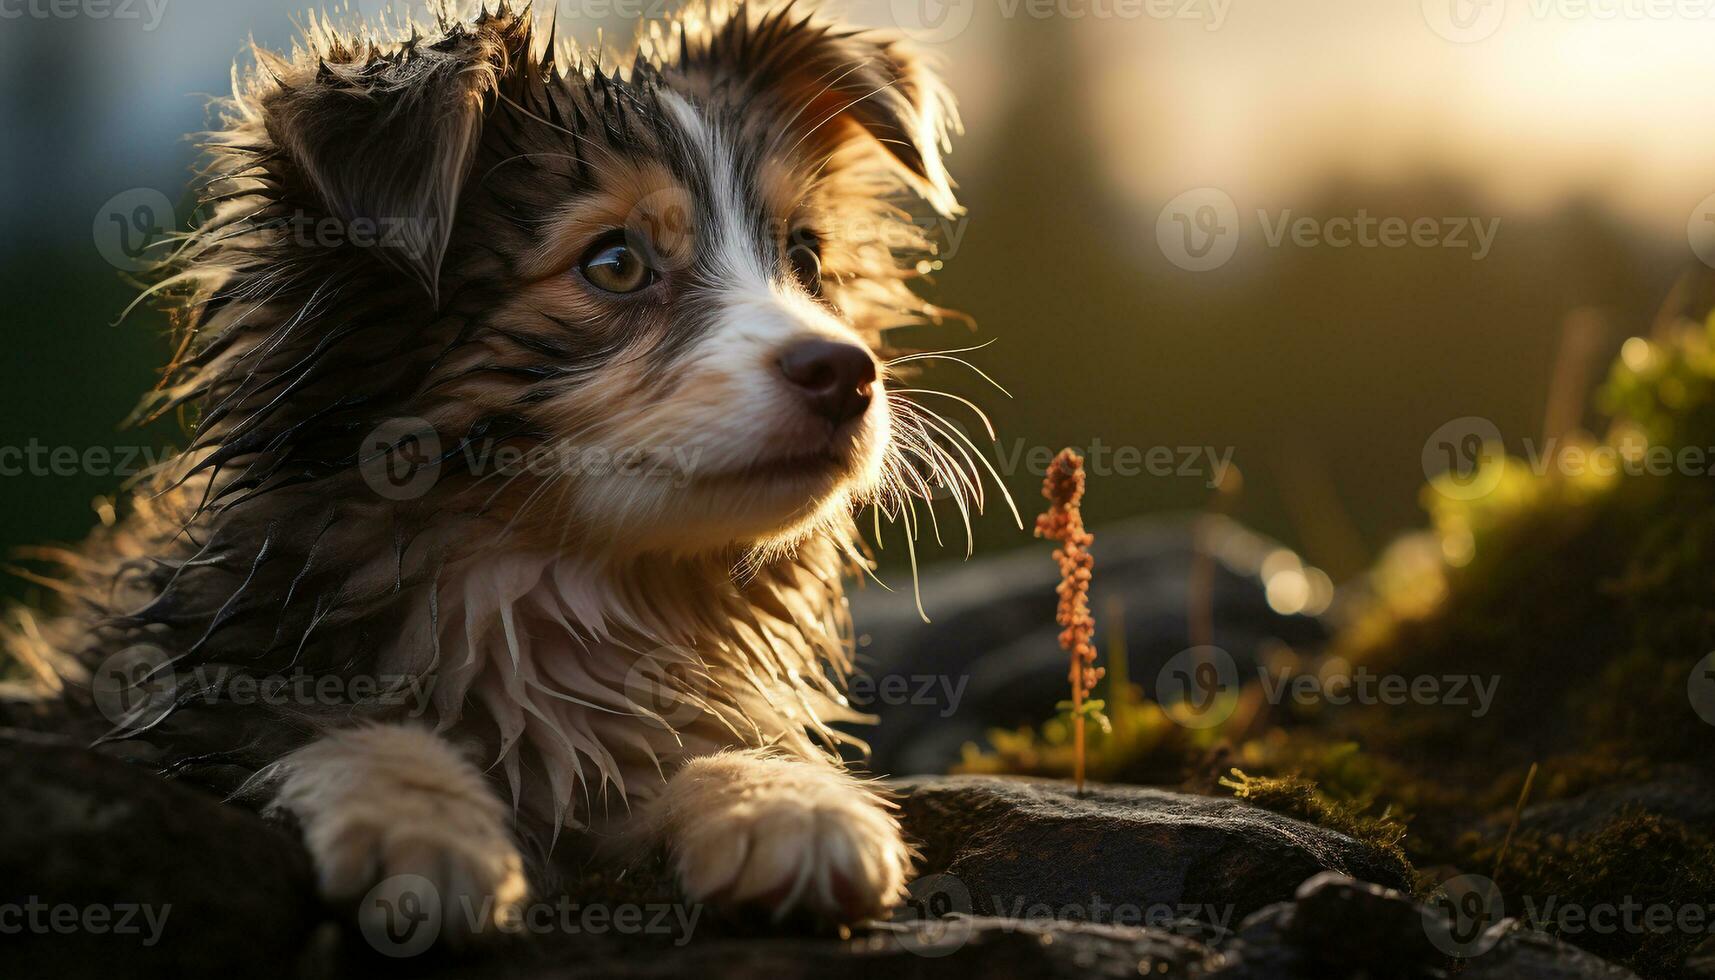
[579, 232, 656, 294]
[787, 230, 822, 295]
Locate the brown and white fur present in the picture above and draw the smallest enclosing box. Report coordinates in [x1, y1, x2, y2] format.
[2, 0, 998, 941]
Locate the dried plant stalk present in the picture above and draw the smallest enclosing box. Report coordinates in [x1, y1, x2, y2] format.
[1036, 449, 1103, 793]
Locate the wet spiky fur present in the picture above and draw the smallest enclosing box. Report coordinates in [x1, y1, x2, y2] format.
[4, 0, 996, 878]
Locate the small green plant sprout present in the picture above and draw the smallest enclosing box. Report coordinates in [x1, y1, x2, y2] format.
[1036, 448, 1106, 793]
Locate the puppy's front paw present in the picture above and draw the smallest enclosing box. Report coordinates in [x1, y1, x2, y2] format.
[272, 726, 527, 947]
[661, 751, 911, 923]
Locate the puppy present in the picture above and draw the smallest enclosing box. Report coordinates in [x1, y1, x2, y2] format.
[3, 0, 994, 942]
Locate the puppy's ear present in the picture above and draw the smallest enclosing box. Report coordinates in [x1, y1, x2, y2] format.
[257, 22, 520, 303]
[679, 7, 962, 216]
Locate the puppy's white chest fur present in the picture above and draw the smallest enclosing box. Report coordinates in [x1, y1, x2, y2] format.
[379, 546, 865, 829]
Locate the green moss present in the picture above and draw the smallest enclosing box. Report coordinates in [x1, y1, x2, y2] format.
[1219, 768, 1417, 893]
[1471, 812, 1715, 978]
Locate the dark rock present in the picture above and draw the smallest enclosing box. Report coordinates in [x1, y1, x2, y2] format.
[1283, 872, 1444, 970]
[1462, 922, 1644, 980]
[1, 741, 1639, 980]
[891, 775, 1412, 928]
[479, 917, 1218, 980]
[0, 734, 323, 980]
[846, 516, 1331, 775]
[1214, 874, 1641, 980]
[1514, 769, 1715, 839]
[1686, 935, 1715, 977]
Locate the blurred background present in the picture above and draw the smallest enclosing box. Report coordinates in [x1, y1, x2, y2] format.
[3, 0, 1714, 603]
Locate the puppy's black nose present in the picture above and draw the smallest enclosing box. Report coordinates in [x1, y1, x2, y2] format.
[777, 339, 876, 426]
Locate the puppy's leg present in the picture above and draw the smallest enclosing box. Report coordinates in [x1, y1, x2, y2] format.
[270, 725, 526, 942]
[654, 749, 911, 922]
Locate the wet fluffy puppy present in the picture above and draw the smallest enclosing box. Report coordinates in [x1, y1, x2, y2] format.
[3, 1, 992, 937]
